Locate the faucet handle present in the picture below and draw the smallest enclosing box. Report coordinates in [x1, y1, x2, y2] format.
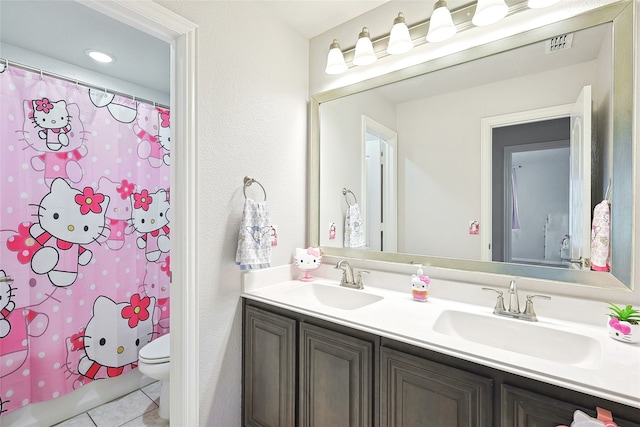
[355, 270, 370, 289]
[482, 287, 506, 314]
[523, 294, 551, 320]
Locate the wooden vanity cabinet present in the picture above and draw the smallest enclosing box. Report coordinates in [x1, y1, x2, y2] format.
[243, 301, 377, 427]
[243, 299, 640, 427]
[243, 305, 296, 427]
[299, 323, 373, 427]
[380, 346, 492, 427]
[500, 384, 640, 427]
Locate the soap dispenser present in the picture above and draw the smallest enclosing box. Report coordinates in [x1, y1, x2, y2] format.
[411, 265, 430, 302]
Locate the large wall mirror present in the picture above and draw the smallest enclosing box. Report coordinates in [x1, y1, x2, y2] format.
[310, 1, 634, 290]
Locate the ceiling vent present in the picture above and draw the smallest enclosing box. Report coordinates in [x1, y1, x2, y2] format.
[545, 33, 574, 54]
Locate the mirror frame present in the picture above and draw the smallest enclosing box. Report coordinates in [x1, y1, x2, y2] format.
[309, 1, 634, 290]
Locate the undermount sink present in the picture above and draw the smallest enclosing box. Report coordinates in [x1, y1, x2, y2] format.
[433, 310, 602, 368]
[283, 282, 383, 310]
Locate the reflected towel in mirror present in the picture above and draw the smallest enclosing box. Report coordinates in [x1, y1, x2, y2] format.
[236, 198, 271, 270]
[590, 200, 610, 272]
[344, 203, 366, 249]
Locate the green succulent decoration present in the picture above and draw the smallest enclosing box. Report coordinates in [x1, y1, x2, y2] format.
[607, 302, 640, 324]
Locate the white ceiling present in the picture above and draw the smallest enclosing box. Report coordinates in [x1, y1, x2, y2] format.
[0, 0, 392, 95]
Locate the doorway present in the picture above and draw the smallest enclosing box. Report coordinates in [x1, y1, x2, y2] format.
[496, 134, 571, 266]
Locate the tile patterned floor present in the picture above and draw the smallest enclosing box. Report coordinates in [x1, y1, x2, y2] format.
[52, 382, 169, 427]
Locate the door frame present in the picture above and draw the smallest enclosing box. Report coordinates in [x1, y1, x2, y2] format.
[361, 116, 398, 252]
[480, 104, 572, 261]
[80, 1, 199, 425]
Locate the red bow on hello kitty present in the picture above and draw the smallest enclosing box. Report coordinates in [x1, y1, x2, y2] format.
[116, 179, 135, 200]
[35, 98, 53, 113]
[158, 108, 170, 128]
[133, 190, 153, 211]
[75, 187, 105, 214]
[121, 294, 151, 328]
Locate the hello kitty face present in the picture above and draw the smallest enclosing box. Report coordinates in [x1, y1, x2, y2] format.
[0, 277, 15, 312]
[84, 295, 156, 369]
[23, 99, 84, 154]
[33, 98, 70, 131]
[157, 108, 170, 151]
[36, 178, 110, 245]
[98, 177, 134, 222]
[294, 247, 322, 272]
[608, 317, 636, 343]
[411, 275, 430, 291]
[130, 189, 170, 234]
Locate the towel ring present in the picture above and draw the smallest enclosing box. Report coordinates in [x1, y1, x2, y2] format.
[243, 176, 267, 201]
[342, 188, 357, 206]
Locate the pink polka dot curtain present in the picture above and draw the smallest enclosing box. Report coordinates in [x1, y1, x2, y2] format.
[0, 64, 171, 416]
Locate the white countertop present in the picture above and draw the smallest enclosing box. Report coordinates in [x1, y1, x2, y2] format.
[242, 263, 640, 410]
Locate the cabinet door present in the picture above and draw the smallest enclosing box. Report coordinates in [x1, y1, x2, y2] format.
[244, 306, 296, 427]
[299, 322, 373, 427]
[380, 347, 492, 427]
[501, 384, 640, 427]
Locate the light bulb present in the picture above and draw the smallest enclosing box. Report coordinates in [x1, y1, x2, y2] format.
[426, 1, 457, 43]
[472, 0, 509, 27]
[387, 13, 413, 55]
[353, 27, 377, 66]
[325, 39, 347, 75]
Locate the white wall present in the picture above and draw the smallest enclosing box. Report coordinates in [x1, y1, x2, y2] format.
[319, 91, 396, 248]
[397, 61, 596, 259]
[154, 2, 309, 425]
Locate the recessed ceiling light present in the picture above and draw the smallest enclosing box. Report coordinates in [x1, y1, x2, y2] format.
[86, 50, 114, 63]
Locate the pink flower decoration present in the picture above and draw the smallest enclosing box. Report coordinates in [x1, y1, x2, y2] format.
[160, 256, 171, 277]
[35, 97, 53, 113]
[133, 189, 153, 211]
[75, 187, 105, 215]
[121, 294, 151, 328]
[6, 222, 41, 264]
[116, 179, 135, 200]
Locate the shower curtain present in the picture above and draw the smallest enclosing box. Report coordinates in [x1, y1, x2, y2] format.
[0, 64, 171, 417]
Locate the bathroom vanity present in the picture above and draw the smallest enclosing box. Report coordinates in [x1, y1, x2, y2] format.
[241, 263, 640, 427]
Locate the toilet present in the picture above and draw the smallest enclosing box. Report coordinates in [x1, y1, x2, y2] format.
[138, 333, 170, 419]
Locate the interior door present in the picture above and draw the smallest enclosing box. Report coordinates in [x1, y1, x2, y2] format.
[568, 85, 592, 269]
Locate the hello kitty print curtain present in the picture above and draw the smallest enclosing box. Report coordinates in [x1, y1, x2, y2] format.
[0, 64, 171, 417]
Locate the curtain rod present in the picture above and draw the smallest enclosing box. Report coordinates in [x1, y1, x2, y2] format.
[0, 57, 169, 110]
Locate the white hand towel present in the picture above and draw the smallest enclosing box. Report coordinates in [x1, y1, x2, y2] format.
[590, 200, 610, 272]
[236, 198, 271, 270]
[344, 203, 366, 249]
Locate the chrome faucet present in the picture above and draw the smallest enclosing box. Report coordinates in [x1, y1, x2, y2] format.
[335, 260, 367, 289]
[482, 280, 550, 322]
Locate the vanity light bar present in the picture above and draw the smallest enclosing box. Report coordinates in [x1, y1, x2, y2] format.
[328, 0, 531, 73]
